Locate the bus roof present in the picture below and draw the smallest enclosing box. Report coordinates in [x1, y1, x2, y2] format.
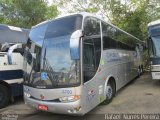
[0, 24, 29, 44]
[148, 20, 160, 27]
[31, 12, 144, 45]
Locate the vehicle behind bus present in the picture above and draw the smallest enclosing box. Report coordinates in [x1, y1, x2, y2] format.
[0, 24, 29, 108]
[23, 12, 144, 115]
[148, 20, 160, 80]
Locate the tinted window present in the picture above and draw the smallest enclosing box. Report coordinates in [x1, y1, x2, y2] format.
[13, 48, 24, 56]
[149, 25, 160, 37]
[83, 42, 95, 69]
[33, 45, 41, 72]
[83, 17, 101, 83]
[102, 22, 117, 49]
[102, 22, 135, 51]
[150, 36, 160, 57]
[83, 17, 100, 36]
[45, 15, 82, 38]
[116, 30, 135, 50]
[83, 40, 96, 83]
[148, 37, 154, 56]
[23, 40, 41, 85]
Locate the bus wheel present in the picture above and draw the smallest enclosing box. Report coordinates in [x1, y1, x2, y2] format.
[0, 84, 10, 108]
[104, 81, 115, 104]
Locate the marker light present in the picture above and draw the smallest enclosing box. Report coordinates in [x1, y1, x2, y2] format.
[67, 106, 81, 113]
[24, 92, 31, 98]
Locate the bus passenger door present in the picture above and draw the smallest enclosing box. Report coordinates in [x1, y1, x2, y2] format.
[82, 39, 99, 112]
[83, 40, 96, 83]
[81, 17, 101, 113]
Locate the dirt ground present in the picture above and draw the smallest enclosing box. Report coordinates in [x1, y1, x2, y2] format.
[0, 72, 160, 120]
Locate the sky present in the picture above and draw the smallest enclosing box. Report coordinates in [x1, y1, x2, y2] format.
[46, 0, 129, 21]
[47, 0, 53, 6]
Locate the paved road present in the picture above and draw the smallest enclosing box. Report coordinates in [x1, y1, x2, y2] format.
[0, 72, 160, 120]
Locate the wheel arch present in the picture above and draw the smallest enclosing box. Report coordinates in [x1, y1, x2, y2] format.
[104, 75, 116, 98]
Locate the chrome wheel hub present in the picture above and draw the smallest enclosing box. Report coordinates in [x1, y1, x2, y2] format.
[106, 85, 113, 100]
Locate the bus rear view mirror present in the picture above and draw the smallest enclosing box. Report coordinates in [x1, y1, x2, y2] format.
[70, 30, 82, 60]
[7, 44, 22, 65]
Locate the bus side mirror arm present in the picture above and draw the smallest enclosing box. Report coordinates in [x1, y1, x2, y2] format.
[70, 30, 83, 60]
[7, 44, 22, 65]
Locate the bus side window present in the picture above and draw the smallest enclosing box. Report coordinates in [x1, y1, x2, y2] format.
[102, 22, 136, 51]
[102, 22, 117, 49]
[83, 17, 101, 83]
[83, 17, 100, 36]
[33, 45, 41, 72]
[83, 42, 95, 69]
[13, 48, 24, 56]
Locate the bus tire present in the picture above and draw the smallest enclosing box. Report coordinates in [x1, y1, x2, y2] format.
[104, 80, 116, 104]
[0, 84, 10, 108]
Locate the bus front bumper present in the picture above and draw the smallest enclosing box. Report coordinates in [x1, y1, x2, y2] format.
[24, 96, 84, 115]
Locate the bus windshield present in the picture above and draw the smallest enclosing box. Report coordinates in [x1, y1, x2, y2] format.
[24, 14, 82, 88]
[149, 25, 160, 37]
[151, 36, 160, 57]
[45, 15, 82, 38]
[40, 36, 80, 88]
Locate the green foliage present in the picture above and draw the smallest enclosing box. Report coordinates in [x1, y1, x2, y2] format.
[110, 0, 160, 40]
[111, 0, 148, 40]
[86, 7, 98, 13]
[58, 0, 160, 41]
[46, 5, 58, 19]
[0, 0, 160, 41]
[0, 0, 58, 28]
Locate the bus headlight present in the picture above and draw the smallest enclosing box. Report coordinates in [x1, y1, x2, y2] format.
[59, 95, 80, 102]
[24, 92, 31, 98]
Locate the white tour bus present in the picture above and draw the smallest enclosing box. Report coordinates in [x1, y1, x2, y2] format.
[148, 20, 160, 80]
[0, 24, 29, 108]
[23, 12, 144, 115]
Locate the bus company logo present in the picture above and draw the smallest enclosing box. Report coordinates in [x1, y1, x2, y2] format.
[41, 72, 47, 81]
[86, 89, 96, 101]
[106, 52, 121, 63]
[40, 94, 45, 100]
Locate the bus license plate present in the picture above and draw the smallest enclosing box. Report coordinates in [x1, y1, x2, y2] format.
[38, 104, 48, 111]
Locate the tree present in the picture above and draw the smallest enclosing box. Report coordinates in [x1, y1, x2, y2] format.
[57, 0, 160, 40]
[46, 5, 58, 19]
[0, 0, 58, 28]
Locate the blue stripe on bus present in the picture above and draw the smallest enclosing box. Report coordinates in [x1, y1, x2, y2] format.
[0, 70, 23, 80]
[10, 83, 23, 96]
